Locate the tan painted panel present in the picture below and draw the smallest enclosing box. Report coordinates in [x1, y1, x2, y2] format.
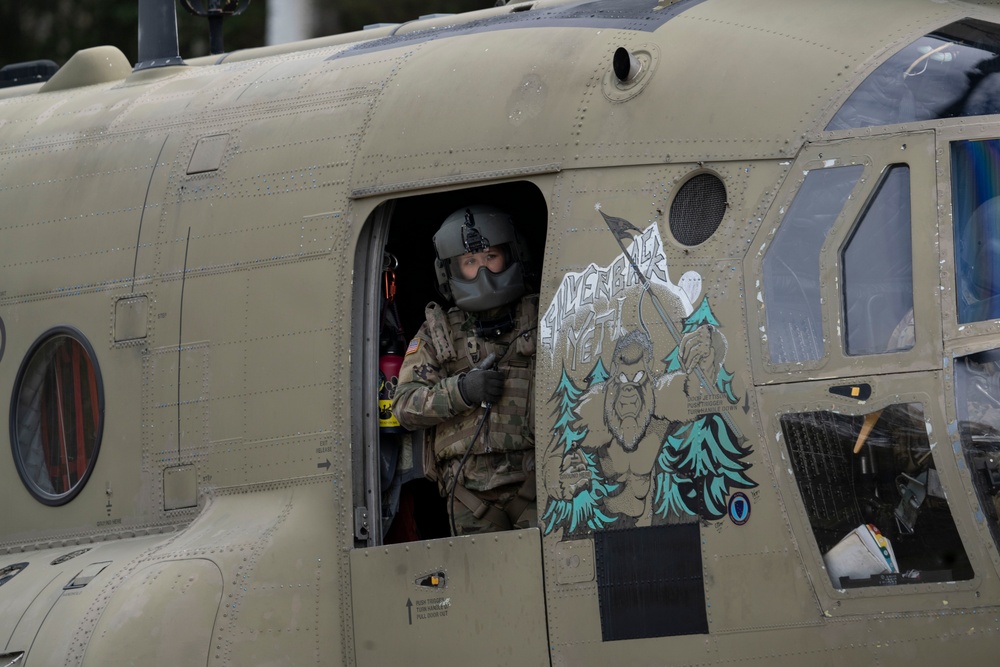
[537, 162, 778, 658]
[570, 0, 952, 164]
[139, 483, 349, 667]
[352, 32, 575, 193]
[187, 133, 230, 174]
[0, 536, 175, 665]
[114, 295, 148, 342]
[163, 465, 198, 510]
[81, 559, 222, 665]
[106, 66, 231, 131]
[0, 289, 146, 540]
[1, 558, 71, 653]
[351, 529, 548, 667]
[0, 86, 142, 146]
[0, 137, 162, 299]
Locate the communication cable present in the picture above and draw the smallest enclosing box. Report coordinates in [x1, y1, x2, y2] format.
[446, 324, 536, 536]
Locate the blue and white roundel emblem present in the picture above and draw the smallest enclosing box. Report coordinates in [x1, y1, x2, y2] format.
[728, 492, 750, 526]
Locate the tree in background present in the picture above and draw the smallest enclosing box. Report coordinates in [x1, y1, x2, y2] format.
[331, 0, 490, 34]
[1, 0, 493, 68]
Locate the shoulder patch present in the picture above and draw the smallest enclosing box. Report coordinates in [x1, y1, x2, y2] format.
[405, 339, 421, 356]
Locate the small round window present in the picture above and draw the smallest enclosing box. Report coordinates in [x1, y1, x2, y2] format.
[10, 328, 104, 505]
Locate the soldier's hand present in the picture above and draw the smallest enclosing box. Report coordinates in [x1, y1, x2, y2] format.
[458, 353, 503, 405]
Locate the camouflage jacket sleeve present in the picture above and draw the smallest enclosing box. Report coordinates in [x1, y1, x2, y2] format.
[392, 323, 474, 430]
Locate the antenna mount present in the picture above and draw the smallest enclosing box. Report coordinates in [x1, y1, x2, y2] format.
[179, 0, 252, 56]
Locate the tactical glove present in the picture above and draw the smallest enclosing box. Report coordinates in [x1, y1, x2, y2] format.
[458, 353, 504, 405]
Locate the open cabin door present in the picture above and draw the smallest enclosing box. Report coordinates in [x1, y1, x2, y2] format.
[348, 183, 551, 666]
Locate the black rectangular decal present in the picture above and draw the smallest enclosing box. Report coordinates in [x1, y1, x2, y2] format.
[594, 523, 708, 641]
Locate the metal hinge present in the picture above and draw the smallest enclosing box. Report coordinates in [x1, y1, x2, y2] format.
[354, 506, 370, 542]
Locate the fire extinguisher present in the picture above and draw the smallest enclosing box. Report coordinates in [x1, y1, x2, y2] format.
[379, 254, 407, 434]
[379, 339, 405, 433]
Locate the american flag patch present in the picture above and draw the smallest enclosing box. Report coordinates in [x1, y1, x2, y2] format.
[405, 339, 420, 356]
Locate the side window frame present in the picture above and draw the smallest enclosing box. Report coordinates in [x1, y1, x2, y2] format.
[757, 377, 983, 615]
[760, 163, 864, 366]
[746, 132, 941, 385]
[947, 137, 1000, 327]
[751, 132, 982, 612]
[841, 164, 915, 356]
[937, 127, 1000, 581]
[779, 400, 973, 589]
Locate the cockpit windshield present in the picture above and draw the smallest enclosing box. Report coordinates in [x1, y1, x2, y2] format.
[828, 18, 1000, 131]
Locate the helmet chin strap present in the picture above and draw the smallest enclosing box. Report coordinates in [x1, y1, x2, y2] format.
[473, 308, 516, 339]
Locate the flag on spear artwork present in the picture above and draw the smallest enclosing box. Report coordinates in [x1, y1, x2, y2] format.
[598, 208, 742, 440]
[599, 210, 647, 283]
[602, 209, 643, 242]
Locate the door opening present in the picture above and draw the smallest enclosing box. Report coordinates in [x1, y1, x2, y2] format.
[354, 181, 548, 546]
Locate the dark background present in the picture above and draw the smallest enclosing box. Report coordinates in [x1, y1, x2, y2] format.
[1, 0, 494, 68]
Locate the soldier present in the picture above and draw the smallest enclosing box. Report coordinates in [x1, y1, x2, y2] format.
[393, 206, 537, 535]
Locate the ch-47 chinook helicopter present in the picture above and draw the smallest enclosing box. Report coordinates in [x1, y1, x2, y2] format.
[9, 0, 1000, 663]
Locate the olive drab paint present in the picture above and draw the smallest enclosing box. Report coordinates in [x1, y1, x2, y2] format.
[4, 0, 1000, 665]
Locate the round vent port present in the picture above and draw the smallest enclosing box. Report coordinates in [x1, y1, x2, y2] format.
[669, 173, 727, 246]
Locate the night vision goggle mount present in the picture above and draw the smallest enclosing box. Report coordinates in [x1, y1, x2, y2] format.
[461, 209, 491, 254]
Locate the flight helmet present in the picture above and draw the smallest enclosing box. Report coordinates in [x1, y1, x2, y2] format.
[433, 205, 528, 312]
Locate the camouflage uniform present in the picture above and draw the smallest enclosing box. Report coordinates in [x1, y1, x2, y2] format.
[393, 295, 537, 534]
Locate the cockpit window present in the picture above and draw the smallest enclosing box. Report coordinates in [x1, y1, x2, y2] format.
[955, 351, 1000, 556]
[829, 18, 1000, 131]
[781, 403, 973, 589]
[952, 139, 1000, 324]
[763, 165, 863, 365]
[842, 165, 914, 355]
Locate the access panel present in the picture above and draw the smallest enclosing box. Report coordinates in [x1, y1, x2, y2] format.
[350, 528, 548, 666]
